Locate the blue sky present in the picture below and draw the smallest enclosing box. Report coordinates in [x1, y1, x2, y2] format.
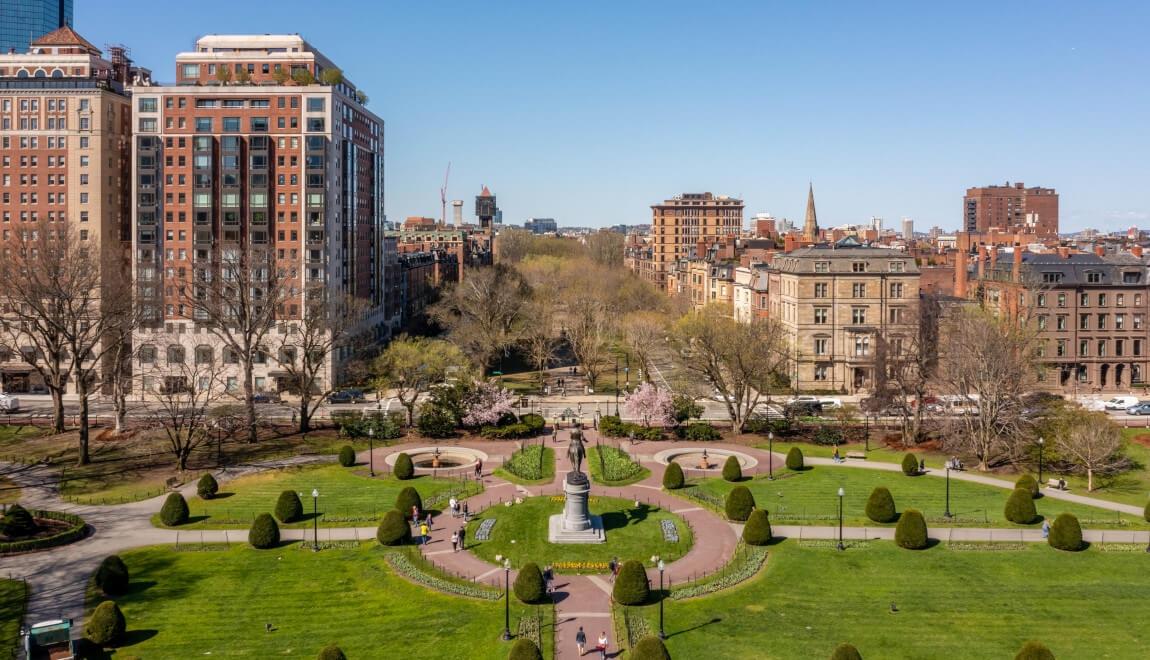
[77, 1, 1149, 232]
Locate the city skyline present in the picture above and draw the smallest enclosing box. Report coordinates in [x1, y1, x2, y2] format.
[72, 0, 1150, 232]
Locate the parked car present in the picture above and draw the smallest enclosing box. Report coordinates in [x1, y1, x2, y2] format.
[1126, 402, 1150, 415]
[0, 394, 19, 412]
[818, 397, 843, 410]
[784, 400, 824, 417]
[251, 392, 279, 404]
[328, 389, 366, 404]
[1104, 396, 1140, 411]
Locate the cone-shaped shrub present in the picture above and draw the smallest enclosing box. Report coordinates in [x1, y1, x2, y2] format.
[513, 562, 547, 604]
[1145, 498, 1150, 523]
[394, 452, 415, 480]
[632, 636, 672, 660]
[197, 473, 219, 500]
[317, 644, 348, 660]
[1014, 641, 1055, 660]
[508, 638, 543, 660]
[1005, 487, 1038, 524]
[724, 485, 756, 522]
[785, 447, 804, 471]
[722, 455, 742, 482]
[94, 555, 129, 596]
[662, 461, 685, 490]
[894, 508, 928, 549]
[85, 600, 126, 646]
[249, 512, 280, 549]
[376, 510, 411, 546]
[338, 445, 356, 467]
[865, 486, 897, 523]
[0, 503, 37, 537]
[395, 486, 422, 516]
[900, 452, 919, 476]
[275, 490, 304, 523]
[159, 492, 189, 526]
[742, 509, 772, 546]
[1016, 474, 1039, 499]
[612, 560, 650, 605]
[830, 643, 863, 660]
[1048, 513, 1083, 552]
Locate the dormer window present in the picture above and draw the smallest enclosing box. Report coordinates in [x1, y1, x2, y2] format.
[1086, 272, 1102, 284]
[1124, 271, 1141, 284]
[1042, 272, 1063, 283]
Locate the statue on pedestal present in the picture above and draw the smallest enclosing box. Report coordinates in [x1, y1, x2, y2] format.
[549, 423, 605, 544]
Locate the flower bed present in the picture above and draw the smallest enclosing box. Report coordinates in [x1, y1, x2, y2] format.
[0, 510, 87, 555]
[502, 445, 551, 482]
[475, 518, 497, 541]
[594, 445, 645, 483]
[553, 560, 610, 573]
[668, 544, 768, 600]
[660, 519, 680, 543]
[383, 549, 501, 600]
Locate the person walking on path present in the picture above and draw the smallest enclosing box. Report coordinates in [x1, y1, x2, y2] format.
[575, 626, 587, 656]
[596, 631, 609, 659]
[462, 501, 469, 520]
[425, 512, 433, 529]
[420, 522, 430, 546]
[450, 530, 459, 552]
[411, 505, 420, 526]
[449, 496, 458, 517]
[458, 526, 466, 550]
[1042, 518, 1051, 539]
[608, 557, 618, 582]
[543, 564, 554, 594]
[475, 459, 483, 479]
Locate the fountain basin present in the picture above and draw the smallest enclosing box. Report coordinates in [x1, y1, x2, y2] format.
[384, 446, 489, 473]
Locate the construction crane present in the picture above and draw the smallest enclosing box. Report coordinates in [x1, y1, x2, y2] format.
[439, 162, 451, 227]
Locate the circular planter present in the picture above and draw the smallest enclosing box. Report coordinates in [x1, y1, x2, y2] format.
[0, 509, 88, 555]
[653, 447, 759, 473]
[384, 446, 488, 475]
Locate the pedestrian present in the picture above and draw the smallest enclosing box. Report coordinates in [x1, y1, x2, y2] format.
[475, 459, 483, 479]
[425, 512, 433, 529]
[450, 530, 459, 552]
[575, 626, 587, 656]
[1042, 518, 1050, 539]
[458, 526, 466, 550]
[462, 501, 469, 520]
[596, 631, 608, 659]
[613, 559, 620, 582]
[411, 505, 420, 526]
[449, 496, 458, 517]
[919, 458, 925, 473]
[608, 557, 617, 582]
[543, 564, 554, 593]
[420, 522, 430, 545]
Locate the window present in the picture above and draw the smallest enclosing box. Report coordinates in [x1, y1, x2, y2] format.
[1117, 294, 1125, 307]
[889, 283, 903, 298]
[250, 117, 269, 132]
[194, 345, 214, 364]
[1056, 340, 1067, 357]
[851, 308, 866, 324]
[1135, 314, 1144, 330]
[854, 336, 870, 356]
[1057, 293, 1067, 308]
[1137, 294, 1144, 306]
[1098, 293, 1107, 307]
[1087, 272, 1102, 283]
[226, 377, 238, 392]
[814, 308, 829, 324]
[1116, 340, 1125, 357]
[1136, 340, 1143, 357]
[814, 337, 829, 355]
[852, 262, 866, 273]
[889, 307, 904, 323]
[167, 345, 186, 364]
[814, 282, 828, 298]
[889, 261, 905, 272]
[139, 345, 156, 363]
[138, 118, 157, 132]
[181, 64, 200, 78]
[306, 97, 325, 112]
[138, 97, 157, 112]
[306, 117, 325, 131]
[852, 283, 866, 298]
[1080, 314, 1090, 330]
[1056, 315, 1067, 331]
[1079, 340, 1089, 357]
[1037, 315, 1047, 330]
[194, 117, 212, 132]
[1116, 314, 1125, 330]
[1124, 271, 1142, 284]
[1098, 314, 1108, 330]
[1037, 293, 1046, 307]
[814, 364, 829, 381]
[222, 117, 240, 132]
[1079, 293, 1089, 307]
[1098, 340, 1107, 357]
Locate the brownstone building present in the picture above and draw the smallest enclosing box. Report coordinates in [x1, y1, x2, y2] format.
[636, 192, 743, 289]
[963, 182, 1058, 237]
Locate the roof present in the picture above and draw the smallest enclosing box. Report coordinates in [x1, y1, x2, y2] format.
[988, 252, 1148, 286]
[479, 185, 492, 197]
[31, 26, 100, 54]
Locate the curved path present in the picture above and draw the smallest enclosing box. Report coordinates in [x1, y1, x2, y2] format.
[3, 434, 1148, 660]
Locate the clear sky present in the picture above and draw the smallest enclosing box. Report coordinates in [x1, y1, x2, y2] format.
[76, 1, 1149, 233]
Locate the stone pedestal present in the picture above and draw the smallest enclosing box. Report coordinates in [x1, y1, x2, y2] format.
[548, 472, 605, 544]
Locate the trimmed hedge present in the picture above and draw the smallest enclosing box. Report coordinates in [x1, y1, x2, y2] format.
[613, 560, 650, 605]
[865, 486, 897, 523]
[1016, 474, 1039, 499]
[830, 642, 863, 660]
[685, 423, 721, 441]
[632, 636, 672, 660]
[0, 509, 86, 554]
[249, 513, 281, 549]
[1015, 641, 1055, 660]
[894, 508, 928, 549]
[785, 447, 804, 471]
[159, 493, 190, 526]
[0, 503, 37, 536]
[318, 644, 348, 660]
[513, 562, 547, 604]
[376, 510, 411, 546]
[197, 473, 219, 500]
[85, 600, 126, 646]
[725, 486, 756, 522]
[742, 509, 772, 546]
[900, 452, 919, 476]
[338, 445, 356, 467]
[94, 555, 129, 596]
[1048, 513, 1083, 552]
[1145, 498, 1150, 523]
[394, 453, 415, 480]
[509, 638, 543, 660]
[722, 456, 742, 482]
[662, 462, 685, 490]
[275, 490, 304, 524]
[395, 486, 423, 517]
[1005, 488, 1038, 524]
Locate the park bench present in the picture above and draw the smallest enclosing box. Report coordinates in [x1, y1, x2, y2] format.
[846, 451, 867, 460]
[1046, 478, 1068, 491]
[165, 476, 183, 491]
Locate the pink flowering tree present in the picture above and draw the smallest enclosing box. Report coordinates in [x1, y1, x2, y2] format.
[462, 380, 516, 427]
[624, 382, 674, 428]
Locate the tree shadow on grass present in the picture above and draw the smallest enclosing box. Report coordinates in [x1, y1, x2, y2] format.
[209, 492, 235, 499]
[181, 515, 210, 525]
[665, 616, 722, 639]
[119, 628, 159, 646]
[124, 580, 158, 597]
[600, 504, 653, 531]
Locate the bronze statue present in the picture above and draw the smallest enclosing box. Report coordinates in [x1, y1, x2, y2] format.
[567, 427, 586, 474]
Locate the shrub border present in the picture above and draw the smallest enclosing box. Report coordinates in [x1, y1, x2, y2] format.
[0, 509, 88, 555]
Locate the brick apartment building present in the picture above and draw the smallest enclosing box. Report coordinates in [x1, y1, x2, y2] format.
[633, 192, 743, 290]
[964, 182, 1058, 237]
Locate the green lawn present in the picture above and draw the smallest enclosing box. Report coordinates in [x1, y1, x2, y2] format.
[762, 440, 951, 470]
[0, 579, 25, 658]
[627, 541, 1150, 659]
[156, 464, 476, 529]
[587, 446, 650, 486]
[466, 496, 692, 572]
[0, 477, 20, 505]
[690, 464, 1147, 528]
[92, 544, 549, 658]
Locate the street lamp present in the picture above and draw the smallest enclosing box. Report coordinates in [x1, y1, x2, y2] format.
[311, 488, 319, 552]
[657, 558, 667, 640]
[767, 432, 774, 481]
[501, 558, 512, 641]
[864, 413, 870, 452]
[368, 426, 375, 477]
[944, 464, 953, 519]
[1037, 437, 1045, 486]
[614, 356, 620, 416]
[836, 487, 845, 551]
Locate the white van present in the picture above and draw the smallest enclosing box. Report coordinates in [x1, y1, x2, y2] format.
[1103, 396, 1140, 411]
[0, 394, 19, 412]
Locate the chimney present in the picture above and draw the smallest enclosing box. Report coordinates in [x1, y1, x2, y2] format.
[954, 251, 968, 298]
[1058, 246, 1070, 260]
[1094, 245, 1106, 258]
[1013, 244, 1023, 282]
[977, 246, 987, 279]
[783, 234, 796, 253]
[990, 247, 998, 271]
[1132, 245, 1144, 258]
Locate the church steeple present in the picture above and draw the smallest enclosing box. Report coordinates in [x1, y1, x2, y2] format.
[802, 182, 819, 242]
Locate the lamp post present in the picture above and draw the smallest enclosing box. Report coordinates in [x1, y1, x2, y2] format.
[311, 488, 319, 552]
[1037, 437, 1045, 486]
[944, 465, 953, 519]
[864, 413, 870, 452]
[657, 558, 667, 639]
[836, 487, 845, 551]
[614, 356, 620, 416]
[368, 426, 375, 477]
[501, 558, 512, 641]
[767, 431, 774, 481]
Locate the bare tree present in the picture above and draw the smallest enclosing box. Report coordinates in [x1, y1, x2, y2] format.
[270, 287, 369, 434]
[179, 248, 293, 443]
[873, 294, 941, 446]
[430, 264, 531, 372]
[673, 305, 789, 432]
[1054, 410, 1128, 491]
[521, 298, 558, 389]
[139, 340, 228, 471]
[584, 230, 624, 268]
[621, 311, 668, 383]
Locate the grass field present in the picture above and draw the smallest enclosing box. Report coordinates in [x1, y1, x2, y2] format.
[690, 464, 1148, 528]
[0, 579, 25, 658]
[91, 544, 550, 658]
[467, 496, 691, 571]
[626, 541, 1150, 659]
[154, 464, 477, 529]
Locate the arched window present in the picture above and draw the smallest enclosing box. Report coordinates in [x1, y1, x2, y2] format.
[167, 345, 186, 364]
[194, 345, 214, 364]
[50, 69, 63, 78]
[33, 69, 46, 78]
[16, 69, 28, 78]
